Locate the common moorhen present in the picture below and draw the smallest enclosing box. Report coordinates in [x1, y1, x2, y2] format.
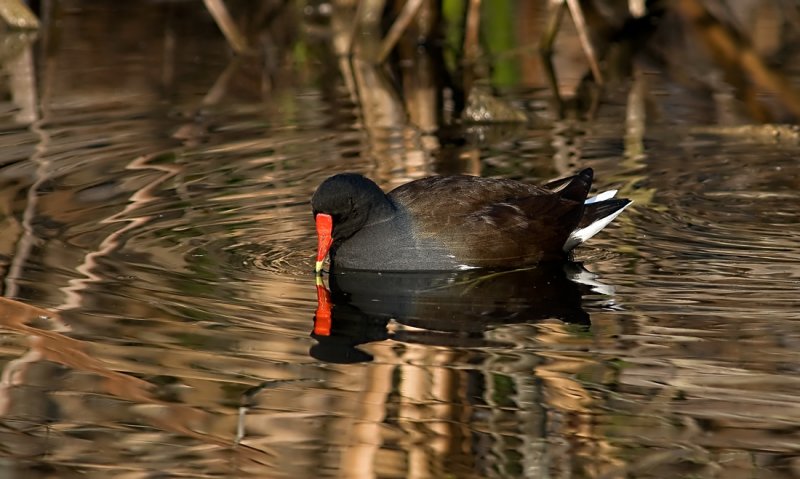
[312, 168, 630, 272]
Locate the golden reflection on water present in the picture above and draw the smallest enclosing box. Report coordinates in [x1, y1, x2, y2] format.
[0, 1, 799, 478]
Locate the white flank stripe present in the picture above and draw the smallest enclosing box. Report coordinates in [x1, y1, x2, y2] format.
[584, 189, 618, 204]
[563, 201, 632, 252]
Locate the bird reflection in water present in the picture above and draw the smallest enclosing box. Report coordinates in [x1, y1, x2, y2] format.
[310, 263, 614, 363]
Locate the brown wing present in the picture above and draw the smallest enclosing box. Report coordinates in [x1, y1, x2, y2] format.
[389, 175, 588, 267]
[389, 175, 550, 217]
[448, 194, 584, 266]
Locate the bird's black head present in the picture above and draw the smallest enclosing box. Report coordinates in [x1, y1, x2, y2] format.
[311, 173, 394, 242]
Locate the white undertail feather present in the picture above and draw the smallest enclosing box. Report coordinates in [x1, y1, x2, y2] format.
[584, 189, 618, 204]
[563, 192, 632, 252]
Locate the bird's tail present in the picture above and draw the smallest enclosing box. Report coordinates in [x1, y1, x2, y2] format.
[563, 195, 632, 252]
[556, 168, 594, 203]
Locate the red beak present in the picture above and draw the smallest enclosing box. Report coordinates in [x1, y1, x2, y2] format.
[315, 213, 333, 274]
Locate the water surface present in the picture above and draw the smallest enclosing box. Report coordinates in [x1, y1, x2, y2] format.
[1, 2, 799, 478]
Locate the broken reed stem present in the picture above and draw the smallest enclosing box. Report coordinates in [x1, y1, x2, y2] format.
[377, 0, 424, 63]
[203, 0, 248, 54]
[565, 0, 603, 84]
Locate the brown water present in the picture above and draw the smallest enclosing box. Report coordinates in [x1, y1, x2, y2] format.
[1, 2, 800, 478]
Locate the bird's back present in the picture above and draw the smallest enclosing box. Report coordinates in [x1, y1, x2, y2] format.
[388, 173, 591, 268]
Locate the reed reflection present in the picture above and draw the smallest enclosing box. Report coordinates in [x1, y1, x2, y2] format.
[310, 263, 612, 363]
